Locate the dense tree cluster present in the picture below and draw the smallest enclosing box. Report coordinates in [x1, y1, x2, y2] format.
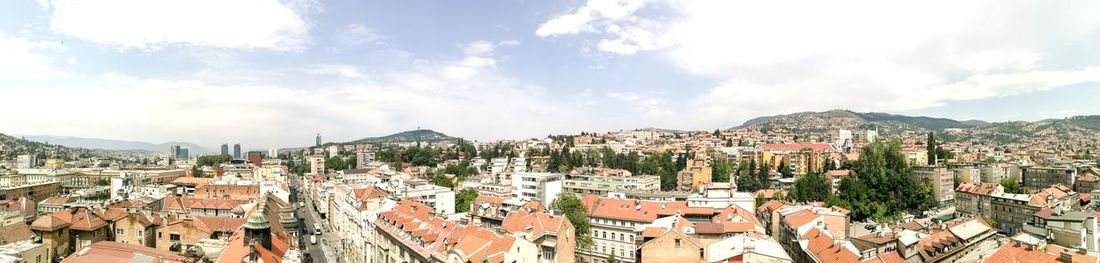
[432, 161, 478, 189]
[711, 158, 733, 183]
[735, 159, 771, 192]
[827, 140, 937, 221]
[544, 147, 685, 190]
[788, 172, 832, 202]
[196, 154, 232, 167]
[376, 144, 442, 166]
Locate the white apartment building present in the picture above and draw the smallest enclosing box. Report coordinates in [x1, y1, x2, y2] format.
[386, 179, 456, 215]
[563, 173, 659, 196]
[308, 156, 325, 175]
[355, 151, 375, 169]
[328, 185, 396, 263]
[687, 183, 755, 211]
[15, 155, 34, 169]
[511, 172, 563, 206]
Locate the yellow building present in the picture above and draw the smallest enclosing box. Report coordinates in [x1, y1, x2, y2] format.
[44, 159, 65, 169]
[677, 156, 712, 191]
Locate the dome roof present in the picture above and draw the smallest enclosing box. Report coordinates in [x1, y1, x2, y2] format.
[243, 208, 270, 230]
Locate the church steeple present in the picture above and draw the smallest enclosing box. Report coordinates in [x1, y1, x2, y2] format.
[243, 206, 272, 251]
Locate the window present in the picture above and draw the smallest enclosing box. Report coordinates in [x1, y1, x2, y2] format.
[700, 248, 705, 259]
[116, 229, 124, 235]
[602, 231, 606, 239]
[675, 238, 681, 248]
[170, 234, 181, 241]
[611, 248, 616, 257]
[630, 235, 634, 242]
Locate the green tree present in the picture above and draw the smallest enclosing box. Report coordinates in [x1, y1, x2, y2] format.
[757, 160, 771, 189]
[551, 194, 592, 250]
[755, 193, 766, 208]
[778, 160, 792, 178]
[737, 160, 763, 192]
[789, 172, 831, 202]
[608, 254, 619, 263]
[455, 188, 478, 213]
[830, 140, 936, 221]
[191, 165, 203, 178]
[196, 154, 232, 167]
[711, 158, 733, 182]
[324, 156, 347, 171]
[433, 174, 455, 188]
[926, 132, 936, 165]
[1001, 178, 1026, 194]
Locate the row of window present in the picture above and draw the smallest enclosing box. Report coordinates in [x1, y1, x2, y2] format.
[593, 230, 635, 242]
[590, 218, 637, 227]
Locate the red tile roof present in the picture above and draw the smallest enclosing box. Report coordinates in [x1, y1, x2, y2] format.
[783, 210, 818, 229]
[354, 186, 389, 201]
[761, 143, 832, 152]
[501, 210, 567, 240]
[30, 214, 70, 231]
[68, 208, 108, 231]
[955, 182, 1001, 195]
[802, 228, 860, 263]
[984, 242, 1058, 263]
[584, 196, 715, 222]
[61, 241, 188, 263]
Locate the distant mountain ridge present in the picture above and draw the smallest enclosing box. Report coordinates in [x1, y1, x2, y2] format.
[346, 129, 461, 144]
[21, 135, 209, 154]
[734, 109, 983, 130]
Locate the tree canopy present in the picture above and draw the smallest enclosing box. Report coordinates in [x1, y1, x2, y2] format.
[827, 140, 936, 221]
[455, 188, 478, 213]
[1000, 178, 1026, 194]
[789, 172, 832, 202]
[551, 194, 592, 250]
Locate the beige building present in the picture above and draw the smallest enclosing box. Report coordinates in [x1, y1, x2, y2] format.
[0, 241, 47, 263]
[913, 166, 955, 207]
[954, 182, 1002, 217]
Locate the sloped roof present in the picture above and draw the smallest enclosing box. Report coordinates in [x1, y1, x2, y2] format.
[353, 186, 389, 201]
[802, 228, 860, 263]
[68, 208, 108, 231]
[60, 241, 188, 263]
[500, 210, 567, 240]
[0, 223, 34, 244]
[30, 214, 70, 231]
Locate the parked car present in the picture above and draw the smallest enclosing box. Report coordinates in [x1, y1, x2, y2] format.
[310, 235, 318, 245]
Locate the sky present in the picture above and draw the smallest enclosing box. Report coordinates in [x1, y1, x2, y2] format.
[1, 0, 1099, 150]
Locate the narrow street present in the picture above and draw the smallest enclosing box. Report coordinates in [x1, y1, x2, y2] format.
[290, 174, 335, 263]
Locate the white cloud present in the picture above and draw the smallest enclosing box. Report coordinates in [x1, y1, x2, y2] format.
[0, 39, 572, 147]
[541, 0, 1100, 127]
[535, 0, 648, 37]
[0, 31, 63, 77]
[304, 64, 369, 80]
[42, 0, 310, 51]
[606, 90, 673, 117]
[442, 40, 519, 79]
[339, 24, 384, 47]
[65, 57, 77, 65]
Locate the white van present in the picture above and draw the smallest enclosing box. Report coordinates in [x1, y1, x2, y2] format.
[310, 235, 317, 245]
